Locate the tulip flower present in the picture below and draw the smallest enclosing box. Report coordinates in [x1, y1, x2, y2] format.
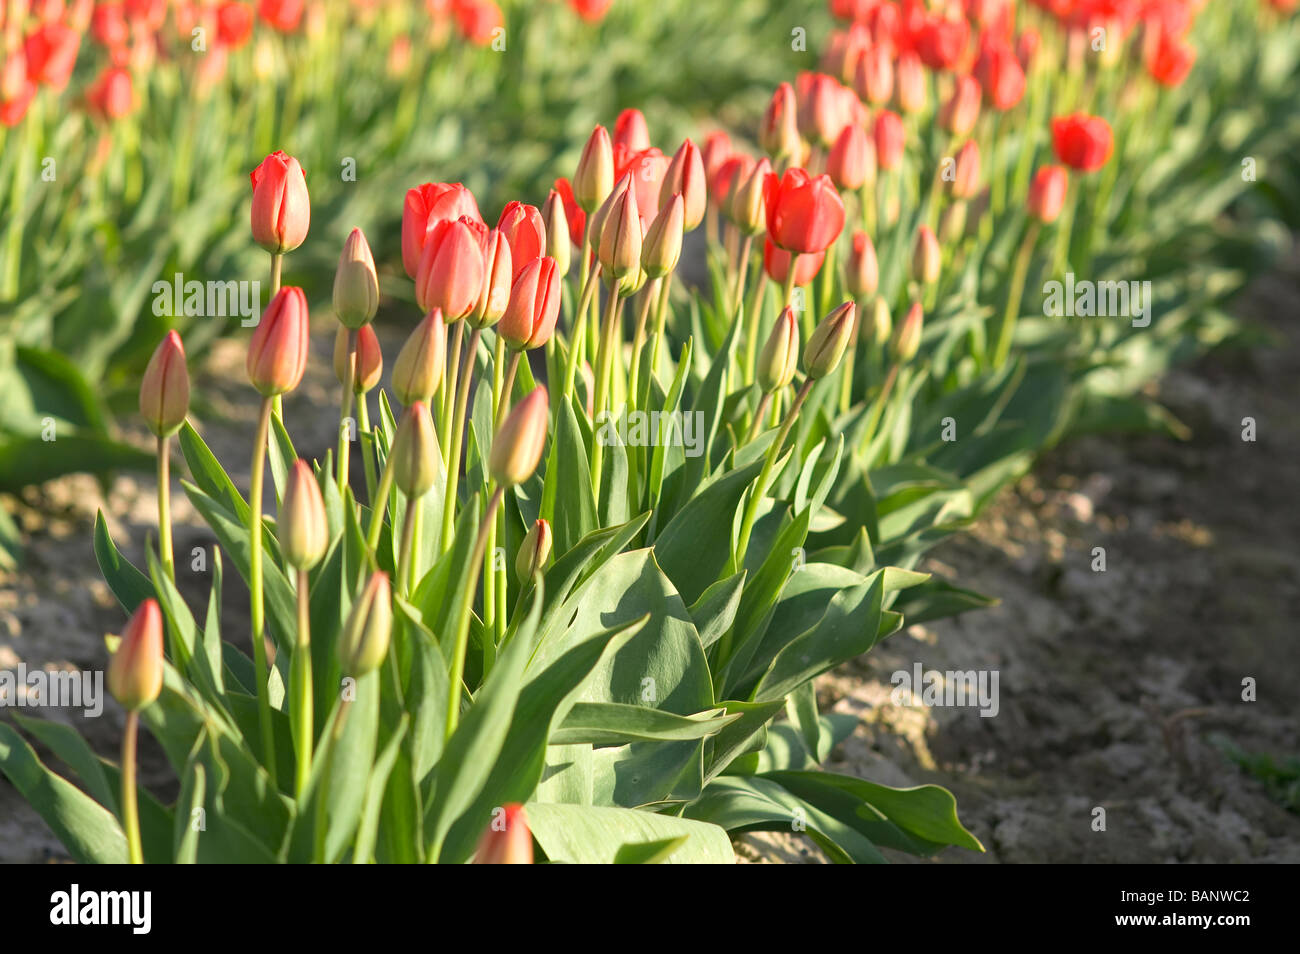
[1016, 29, 1040, 72]
[660, 139, 707, 231]
[338, 571, 392, 677]
[469, 228, 513, 329]
[867, 295, 892, 348]
[762, 238, 825, 287]
[541, 190, 572, 277]
[570, 0, 613, 23]
[500, 256, 562, 351]
[334, 324, 383, 394]
[940, 76, 982, 138]
[402, 182, 484, 279]
[1148, 34, 1196, 87]
[730, 158, 771, 237]
[846, 231, 878, 300]
[853, 43, 893, 106]
[1028, 166, 1069, 224]
[896, 51, 926, 114]
[280, 460, 327, 572]
[108, 598, 163, 864]
[24, 24, 80, 90]
[249, 150, 310, 255]
[598, 180, 643, 281]
[616, 145, 670, 229]
[392, 310, 447, 406]
[757, 306, 799, 395]
[916, 15, 969, 72]
[454, 0, 503, 44]
[490, 385, 549, 488]
[911, 225, 941, 287]
[950, 141, 981, 201]
[613, 108, 650, 152]
[574, 125, 615, 213]
[760, 82, 802, 161]
[515, 519, 553, 582]
[140, 331, 190, 439]
[497, 201, 545, 279]
[796, 72, 851, 147]
[892, 301, 923, 363]
[416, 217, 486, 321]
[974, 42, 1026, 111]
[217, 2, 255, 46]
[333, 227, 379, 329]
[642, 195, 685, 278]
[473, 804, 534, 864]
[247, 286, 309, 397]
[701, 130, 733, 192]
[873, 111, 906, 172]
[86, 67, 133, 120]
[711, 154, 755, 221]
[805, 301, 856, 379]
[553, 178, 587, 248]
[827, 123, 874, 192]
[1051, 114, 1114, 172]
[763, 168, 846, 255]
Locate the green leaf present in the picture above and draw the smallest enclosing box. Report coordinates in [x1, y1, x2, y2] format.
[553, 703, 739, 745]
[525, 803, 734, 864]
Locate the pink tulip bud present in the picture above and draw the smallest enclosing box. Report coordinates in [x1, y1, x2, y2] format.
[641, 194, 684, 278]
[249, 150, 310, 254]
[247, 286, 309, 397]
[515, 518, 552, 581]
[846, 231, 878, 300]
[279, 460, 327, 571]
[499, 257, 562, 351]
[496, 201, 545, 279]
[613, 108, 650, 152]
[574, 125, 614, 213]
[416, 217, 485, 322]
[1028, 165, 1068, 224]
[950, 140, 981, 201]
[659, 139, 707, 231]
[892, 301, 923, 363]
[853, 43, 893, 106]
[896, 51, 926, 114]
[469, 228, 514, 329]
[827, 122, 874, 192]
[760, 82, 802, 161]
[541, 189, 571, 278]
[490, 386, 548, 487]
[473, 803, 533, 864]
[910, 225, 941, 285]
[597, 180, 642, 281]
[334, 324, 383, 394]
[873, 111, 905, 172]
[392, 310, 447, 406]
[730, 158, 770, 236]
[107, 598, 164, 711]
[139, 331, 189, 438]
[939, 75, 981, 138]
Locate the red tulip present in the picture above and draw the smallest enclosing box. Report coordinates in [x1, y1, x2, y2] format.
[974, 41, 1025, 111]
[896, 51, 926, 114]
[416, 217, 486, 321]
[247, 287, 310, 397]
[125, 0, 166, 29]
[615, 145, 669, 229]
[701, 130, 733, 187]
[729, 157, 771, 236]
[553, 177, 587, 246]
[454, 0, 502, 46]
[258, 0, 304, 32]
[827, 123, 874, 192]
[712, 154, 755, 219]
[1016, 29, 1040, 72]
[613, 107, 650, 152]
[249, 150, 310, 254]
[1027, 165, 1068, 224]
[471, 228, 513, 327]
[139, 331, 190, 438]
[763, 237, 825, 286]
[87, 66, 133, 120]
[939, 75, 982, 137]
[107, 599, 164, 711]
[497, 201, 545, 279]
[760, 82, 802, 160]
[659, 139, 707, 231]
[846, 231, 878, 299]
[402, 182, 483, 279]
[915, 14, 969, 71]
[1148, 34, 1195, 87]
[217, 2, 255, 47]
[763, 168, 845, 255]
[473, 803, 533, 864]
[853, 43, 893, 105]
[796, 71, 852, 148]
[91, 2, 129, 49]
[569, 0, 613, 22]
[951, 140, 981, 201]
[24, 23, 80, 90]
[499, 256, 562, 350]
[1051, 114, 1113, 172]
[873, 110, 906, 171]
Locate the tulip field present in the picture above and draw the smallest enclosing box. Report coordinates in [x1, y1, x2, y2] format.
[0, 0, 1299, 877]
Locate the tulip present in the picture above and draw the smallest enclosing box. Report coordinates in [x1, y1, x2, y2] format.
[642, 195, 685, 278]
[416, 217, 485, 321]
[587, 174, 628, 253]
[490, 385, 548, 487]
[469, 229, 513, 329]
[258, 0, 304, 32]
[796, 72, 850, 148]
[916, 15, 969, 72]
[827, 123, 874, 192]
[613, 107, 650, 152]
[280, 460, 327, 571]
[23, 24, 80, 90]
[951, 141, 981, 201]
[499, 257, 562, 350]
[757, 307, 800, 394]
[660, 139, 707, 231]
[108, 597, 163, 865]
[334, 324, 383, 393]
[1016, 29, 1040, 72]
[1148, 34, 1195, 87]
[389, 400, 439, 502]
[333, 227, 379, 329]
[515, 518, 553, 582]
[473, 804, 534, 864]
[974, 42, 1025, 111]
[805, 301, 856, 379]
[392, 310, 447, 406]
[497, 201, 545, 279]
[139, 331, 189, 438]
[402, 182, 483, 279]
[729, 158, 770, 236]
[896, 51, 926, 114]
[338, 572, 392, 676]
[249, 151, 310, 255]
[247, 286, 309, 397]
[598, 181, 642, 281]
[218, 2, 255, 46]
[853, 43, 893, 106]
[911, 225, 941, 286]
[1051, 114, 1113, 172]
[454, 0, 502, 44]
[763, 168, 846, 255]
[760, 82, 801, 161]
[541, 189, 572, 277]
[574, 125, 614, 212]
[701, 130, 733, 192]
[866, 295, 892, 348]
[617, 146, 670, 228]
[846, 231, 878, 300]
[873, 111, 906, 172]
[712, 154, 755, 221]
[892, 302, 923, 363]
[939, 75, 982, 138]
[762, 238, 825, 287]
[86, 66, 132, 120]
[1028, 166, 1069, 224]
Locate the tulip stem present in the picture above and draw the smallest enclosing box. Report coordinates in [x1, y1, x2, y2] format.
[338, 330, 357, 490]
[640, 274, 673, 411]
[839, 324, 858, 415]
[590, 284, 623, 494]
[732, 235, 754, 317]
[742, 272, 769, 388]
[992, 222, 1041, 370]
[357, 396, 377, 505]
[363, 451, 397, 555]
[268, 255, 284, 422]
[561, 260, 602, 402]
[746, 392, 773, 444]
[248, 396, 277, 781]
[398, 494, 421, 596]
[157, 435, 174, 582]
[627, 278, 658, 414]
[312, 698, 352, 864]
[1051, 176, 1077, 279]
[121, 710, 143, 864]
[496, 350, 522, 429]
[440, 320, 465, 467]
[291, 568, 313, 799]
[731, 377, 813, 576]
[445, 485, 504, 741]
[859, 364, 900, 463]
[441, 327, 481, 555]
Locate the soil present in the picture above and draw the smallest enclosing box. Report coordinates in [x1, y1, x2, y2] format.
[3, 259, 1298, 864]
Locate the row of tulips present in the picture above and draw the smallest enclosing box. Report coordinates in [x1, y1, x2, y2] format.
[2, 0, 1298, 862]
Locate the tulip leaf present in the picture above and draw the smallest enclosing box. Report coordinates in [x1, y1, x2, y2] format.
[552, 703, 739, 745]
[93, 509, 155, 614]
[524, 803, 733, 864]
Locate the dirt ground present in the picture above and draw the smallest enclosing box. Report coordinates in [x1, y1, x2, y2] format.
[2, 262, 1298, 863]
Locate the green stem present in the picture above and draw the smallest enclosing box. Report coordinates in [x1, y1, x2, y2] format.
[312, 699, 352, 863]
[440, 320, 465, 467]
[561, 258, 602, 402]
[496, 349, 522, 429]
[248, 396, 277, 779]
[121, 710, 142, 864]
[992, 222, 1041, 370]
[157, 435, 174, 582]
[337, 329, 357, 489]
[1051, 177, 1078, 279]
[440, 327, 482, 555]
[398, 494, 421, 596]
[357, 395, 377, 505]
[742, 272, 769, 388]
[444, 486, 504, 740]
[291, 568, 313, 799]
[269, 254, 284, 421]
[590, 284, 623, 492]
[626, 278, 659, 413]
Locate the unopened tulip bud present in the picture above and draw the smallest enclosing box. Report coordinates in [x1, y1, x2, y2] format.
[827, 123, 874, 192]
[333, 227, 379, 328]
[334, 324, 383, 394]
[910, 225, 941, 285]
[490, 386, 548, 487]
[642, 194, 684, 278]
[846, 231, 878, 300]
[760, 82, 801, 161]
[495, 202, 544, 280]
[598, 182, 642, 281]
[247, 286, 309, 397]
[804, 301, 856, 379]
[940, 201, 967, 245]
[587, 175, 628, 252]
[854, 44, 893, 106]
[338, 571, 392, 676]
[541, 190, 571, 277]
[757, 307, 800, 394]
[940, 75, 982, 138]
[574, 125, 614, 212]
[473, 803, 533, 864]
[392, 310, 447, 405]
[896, 51, 926, 114]
[866, 296, 892, 348]
[280, 460, 327, 571]
[390, 401, 439, 499]
[892, 302, 923, 363]
[1028, 165, 1068, 224]
[249, 150, 310, 254]
[659, 139, 707, 231]
[730, 158, 770, 236]
[499, 257, 562, 351]
[416, 218, 485, 322]
[515, 518, 552, 581]
[873, 111, 905, 172]
[950, 141, 980, 201]
[107, 599, 164, 711]
[613, 108, 650, 152]
[469, 229, 513, 329]
[139, 331, 189, 438]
